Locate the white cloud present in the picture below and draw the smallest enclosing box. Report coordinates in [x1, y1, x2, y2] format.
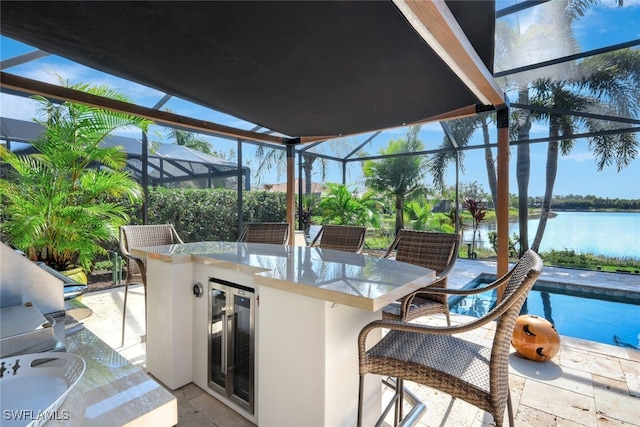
[20, 61, 87, 85]
[13, 59, 165, 105]
[0, 93, 39, 120]
[562, 151, 595, 163]
[599, 0, 640, 7]
[529, 122, 548, 134]
[420, 122, 443, 132]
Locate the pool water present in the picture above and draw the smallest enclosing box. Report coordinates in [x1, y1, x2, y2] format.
[449, 275, 640, 349]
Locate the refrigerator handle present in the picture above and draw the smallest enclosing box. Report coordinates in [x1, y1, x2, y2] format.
[221, 306, 228, 375]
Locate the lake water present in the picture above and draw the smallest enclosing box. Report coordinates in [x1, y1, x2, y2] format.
[472, 211, 640, 259]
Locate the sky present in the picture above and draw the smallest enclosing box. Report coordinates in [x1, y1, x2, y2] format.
[1, 1, 639, 200]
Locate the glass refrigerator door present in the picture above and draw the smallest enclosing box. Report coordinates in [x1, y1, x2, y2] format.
[208, 278, 255, 414]
[232, 292, 253, 406]
[209, 285, 227, 390]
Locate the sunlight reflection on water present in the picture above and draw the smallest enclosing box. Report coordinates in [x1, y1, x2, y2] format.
[474, 211, 639, 258]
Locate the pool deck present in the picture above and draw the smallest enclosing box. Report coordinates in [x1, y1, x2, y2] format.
[80, 259, 640, 427]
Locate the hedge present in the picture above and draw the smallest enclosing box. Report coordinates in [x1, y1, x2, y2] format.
[146, 187, 287, 242]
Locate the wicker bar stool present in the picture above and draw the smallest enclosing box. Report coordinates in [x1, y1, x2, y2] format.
[357, 249, 543, 427]
[381, 230, 460, 324]
[238, 222, 290, 244]
[119, 224, 183, 346]
[308, 224, 366, 253]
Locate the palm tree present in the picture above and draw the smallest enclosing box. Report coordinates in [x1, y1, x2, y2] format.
[529, 48, 640, 251]
[363, 126, 428, 234]
[254, 145, 327, 194]
[254, 137, 352, 194]
[0, 78, 151, 271]
[430, 115, 498, 207]
[166, 128, 213, 154]
[496, 0, 602, 255]
[316, 183, 381, 227]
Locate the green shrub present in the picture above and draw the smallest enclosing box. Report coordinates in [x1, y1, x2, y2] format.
[540, 249, 640, 272]
[364, 227, 394, 250]
[243, 190, 288, 223]
[147, 187, 287, 242]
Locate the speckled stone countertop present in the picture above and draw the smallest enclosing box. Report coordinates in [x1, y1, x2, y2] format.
[45, 315, 177, 427]
[132, 241, 436, 311]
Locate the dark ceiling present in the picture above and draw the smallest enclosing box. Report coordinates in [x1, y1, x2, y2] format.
[0, 1, 495, 138]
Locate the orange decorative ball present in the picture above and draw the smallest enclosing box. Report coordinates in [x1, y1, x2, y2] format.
[512, 315, 560, 362]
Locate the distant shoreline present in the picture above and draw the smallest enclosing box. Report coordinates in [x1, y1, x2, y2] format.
[549, 209, 640, 213]
[490, 209, 640, 224]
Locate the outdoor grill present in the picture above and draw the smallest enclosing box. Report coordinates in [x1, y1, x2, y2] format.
[0, 242, 85, 357]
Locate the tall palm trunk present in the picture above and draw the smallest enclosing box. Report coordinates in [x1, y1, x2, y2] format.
[532, 116, 560, 251]
[516, 88, 532, 256]
[395, 194, 404, 234]
[302, 154, 315, 195]
[481, 116, 498, 207]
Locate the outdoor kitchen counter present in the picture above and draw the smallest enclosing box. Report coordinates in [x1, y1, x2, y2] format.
[48, 316, 177, 427]
[131, 241, 436, 311]
[131, 241, 436, 427]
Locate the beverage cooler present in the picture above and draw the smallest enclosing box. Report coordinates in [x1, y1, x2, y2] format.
[208, 278, 255, 414]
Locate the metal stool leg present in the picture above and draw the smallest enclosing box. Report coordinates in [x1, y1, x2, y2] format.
[357, 374, 366, 427]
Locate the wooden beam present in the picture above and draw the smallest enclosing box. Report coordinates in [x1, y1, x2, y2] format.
[411, 104, 480, 125]
[496, 108, 510, 298]
[393, 0, 505, 106]
[0, 72, 284, 144]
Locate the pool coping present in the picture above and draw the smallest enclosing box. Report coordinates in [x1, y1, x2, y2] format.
[461, 272, 640, 305]
[449, 259, 640, 304]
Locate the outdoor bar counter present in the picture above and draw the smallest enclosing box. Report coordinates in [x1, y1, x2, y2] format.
[131, 241, 436, 426]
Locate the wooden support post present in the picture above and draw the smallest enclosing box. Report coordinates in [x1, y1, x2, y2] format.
[286, 145, 296, 245]
[496, 107, 510, 299]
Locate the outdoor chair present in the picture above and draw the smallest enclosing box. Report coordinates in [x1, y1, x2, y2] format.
[358, 249, 543, 427]
[119, 224, 183, 346]
[308, 225, 367, 253]
[238, 222, 290, 244]
[381, 230, 460, 324]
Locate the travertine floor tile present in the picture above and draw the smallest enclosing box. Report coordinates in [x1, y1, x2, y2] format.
[619, 358, 640, 398]
[189, 392, 256, 427]
[509, 373, 526, 411]
[561, 347, 626, 382]
[520, 379, 598, 427]
[592, 374, 640, 426]
[171, 383, 208, 407]
[176, 399, 219, 427]
[515, 403, 582, 427]
[512, 358, 594, 397]
[410, 387, 480, 427]
[563, 337, 634, 361]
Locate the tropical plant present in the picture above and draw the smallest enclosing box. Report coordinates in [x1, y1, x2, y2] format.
[488, 231, 520, 258]
[404, 198, 434, 231]
[363, 126, 429, 234]
[316, 183, 381, 227]
[297, 194, 319, 234]
[0, 78, 151, 271]
[462, 197, 487, 258]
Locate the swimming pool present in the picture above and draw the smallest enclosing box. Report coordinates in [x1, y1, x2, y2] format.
[449, 274, 640, 349]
